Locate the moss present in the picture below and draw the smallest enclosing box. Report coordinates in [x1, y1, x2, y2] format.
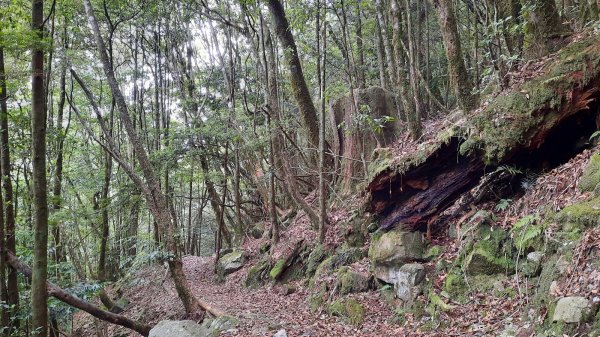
[555, 197, 600, 229]
[463, 227, 515, 275]
[459, 35, 600, 165]
[306, 244, 328, 277]
[269, 259, 286, 280]
[368, 229, 424, 264]
[443, 272, 467, 301]
[333, 246, 365, 267]
[308, 285, 327, 312]
[580, 154, 600, 192]
[328, 298, 365, 326]
[337, 267, 370, 295]
[425, 245, 443, 260]
[428, 292, 454, 312]
[245, 258, 271, 289]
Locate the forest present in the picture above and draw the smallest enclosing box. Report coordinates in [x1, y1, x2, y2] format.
[1, 0, 600, 336]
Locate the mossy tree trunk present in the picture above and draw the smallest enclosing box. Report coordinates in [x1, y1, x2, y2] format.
[0, 45, 18, 332]
[430, 0, 478, 112]
[31, 0, 49, 334]
[267, 0, 323, 162]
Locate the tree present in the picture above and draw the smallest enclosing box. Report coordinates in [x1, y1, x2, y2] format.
[267, 0, 322, 160]
[30, 0, 49, 335]
[430, 0, 478, 111]
[80, 0, 206, 318]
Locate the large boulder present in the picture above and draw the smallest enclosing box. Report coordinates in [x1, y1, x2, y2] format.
[369, 229, 424, 281]
[217, 251, 245, 275]
[552, 296, 593, 323]
[368, 229, 426, 302]
[149, 320, 208, 337]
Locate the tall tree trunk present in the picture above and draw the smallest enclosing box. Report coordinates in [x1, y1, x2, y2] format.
[0, 45, 9, 337]
[430, 0, 478, 112]
[267, 0, 322, 160]
[355, 0, 366, 88]
[403, 0, 424, 138]
[51, 24, 68, 268]
[391, 0, 420, 140]
[375, 18, 389, 89]
[31, 0, 49, 334]
[376, 0, 398, 94]
[318, 17, 327, 244]
[98, 149, 112, 282]
[81, 0, 205, 318]
[0, 44, 17, 333]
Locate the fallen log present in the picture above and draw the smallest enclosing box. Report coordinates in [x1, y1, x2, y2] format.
[367, 34, 600, 233]
[5, 251, 152, 336]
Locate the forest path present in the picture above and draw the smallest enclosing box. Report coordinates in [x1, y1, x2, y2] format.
[180, 256, 395, 337]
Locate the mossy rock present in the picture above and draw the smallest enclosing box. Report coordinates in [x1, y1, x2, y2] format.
[215, 251, 245, 282]
[463, 227, 515, 275]
[328, 298, 365, 326]
[332, 246, 366, 267]
[555, 197, 600, 230]
[368, 229, 424, 266]
[336, 267, 371, 295]
[306, 244, 329, 277]
[425, 245, 443, 260]
[269, 259, 286, 280]
[245, 258, 271, 289]
[443, 272, 467, 301]
[580, 154, 600, 192]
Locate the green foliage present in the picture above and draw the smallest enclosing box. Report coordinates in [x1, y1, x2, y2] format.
[511, 214, 544, 253]
[495, 199, 512, 212]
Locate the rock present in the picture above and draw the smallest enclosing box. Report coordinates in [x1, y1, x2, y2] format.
[328, 298, 365, 326]
[149, 320, 209, 337]
[521, 252, 544, 277]
[109, 298, 129, 314]
[527, 251, 544, 263]
[245, 258, 271, 289]
[493, 280, 505, 293]
[274, 329, 287, 337]
[579, 154, 600, 192]
[552, 296, 592, 323]
[343, 213, 372, 247]
[389, 263, 426, 303]
[555, 197, 600, 229]
[204, 315, 238, 333]
[424, 245, 443, 260]
[368, 229, 424, 267]
[336, 267, 371, 295]
[464, 227, 514, 275]
[305, 244, 328, 277]
[282, 284, 297, 295]
[216, 251, 245, 277]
